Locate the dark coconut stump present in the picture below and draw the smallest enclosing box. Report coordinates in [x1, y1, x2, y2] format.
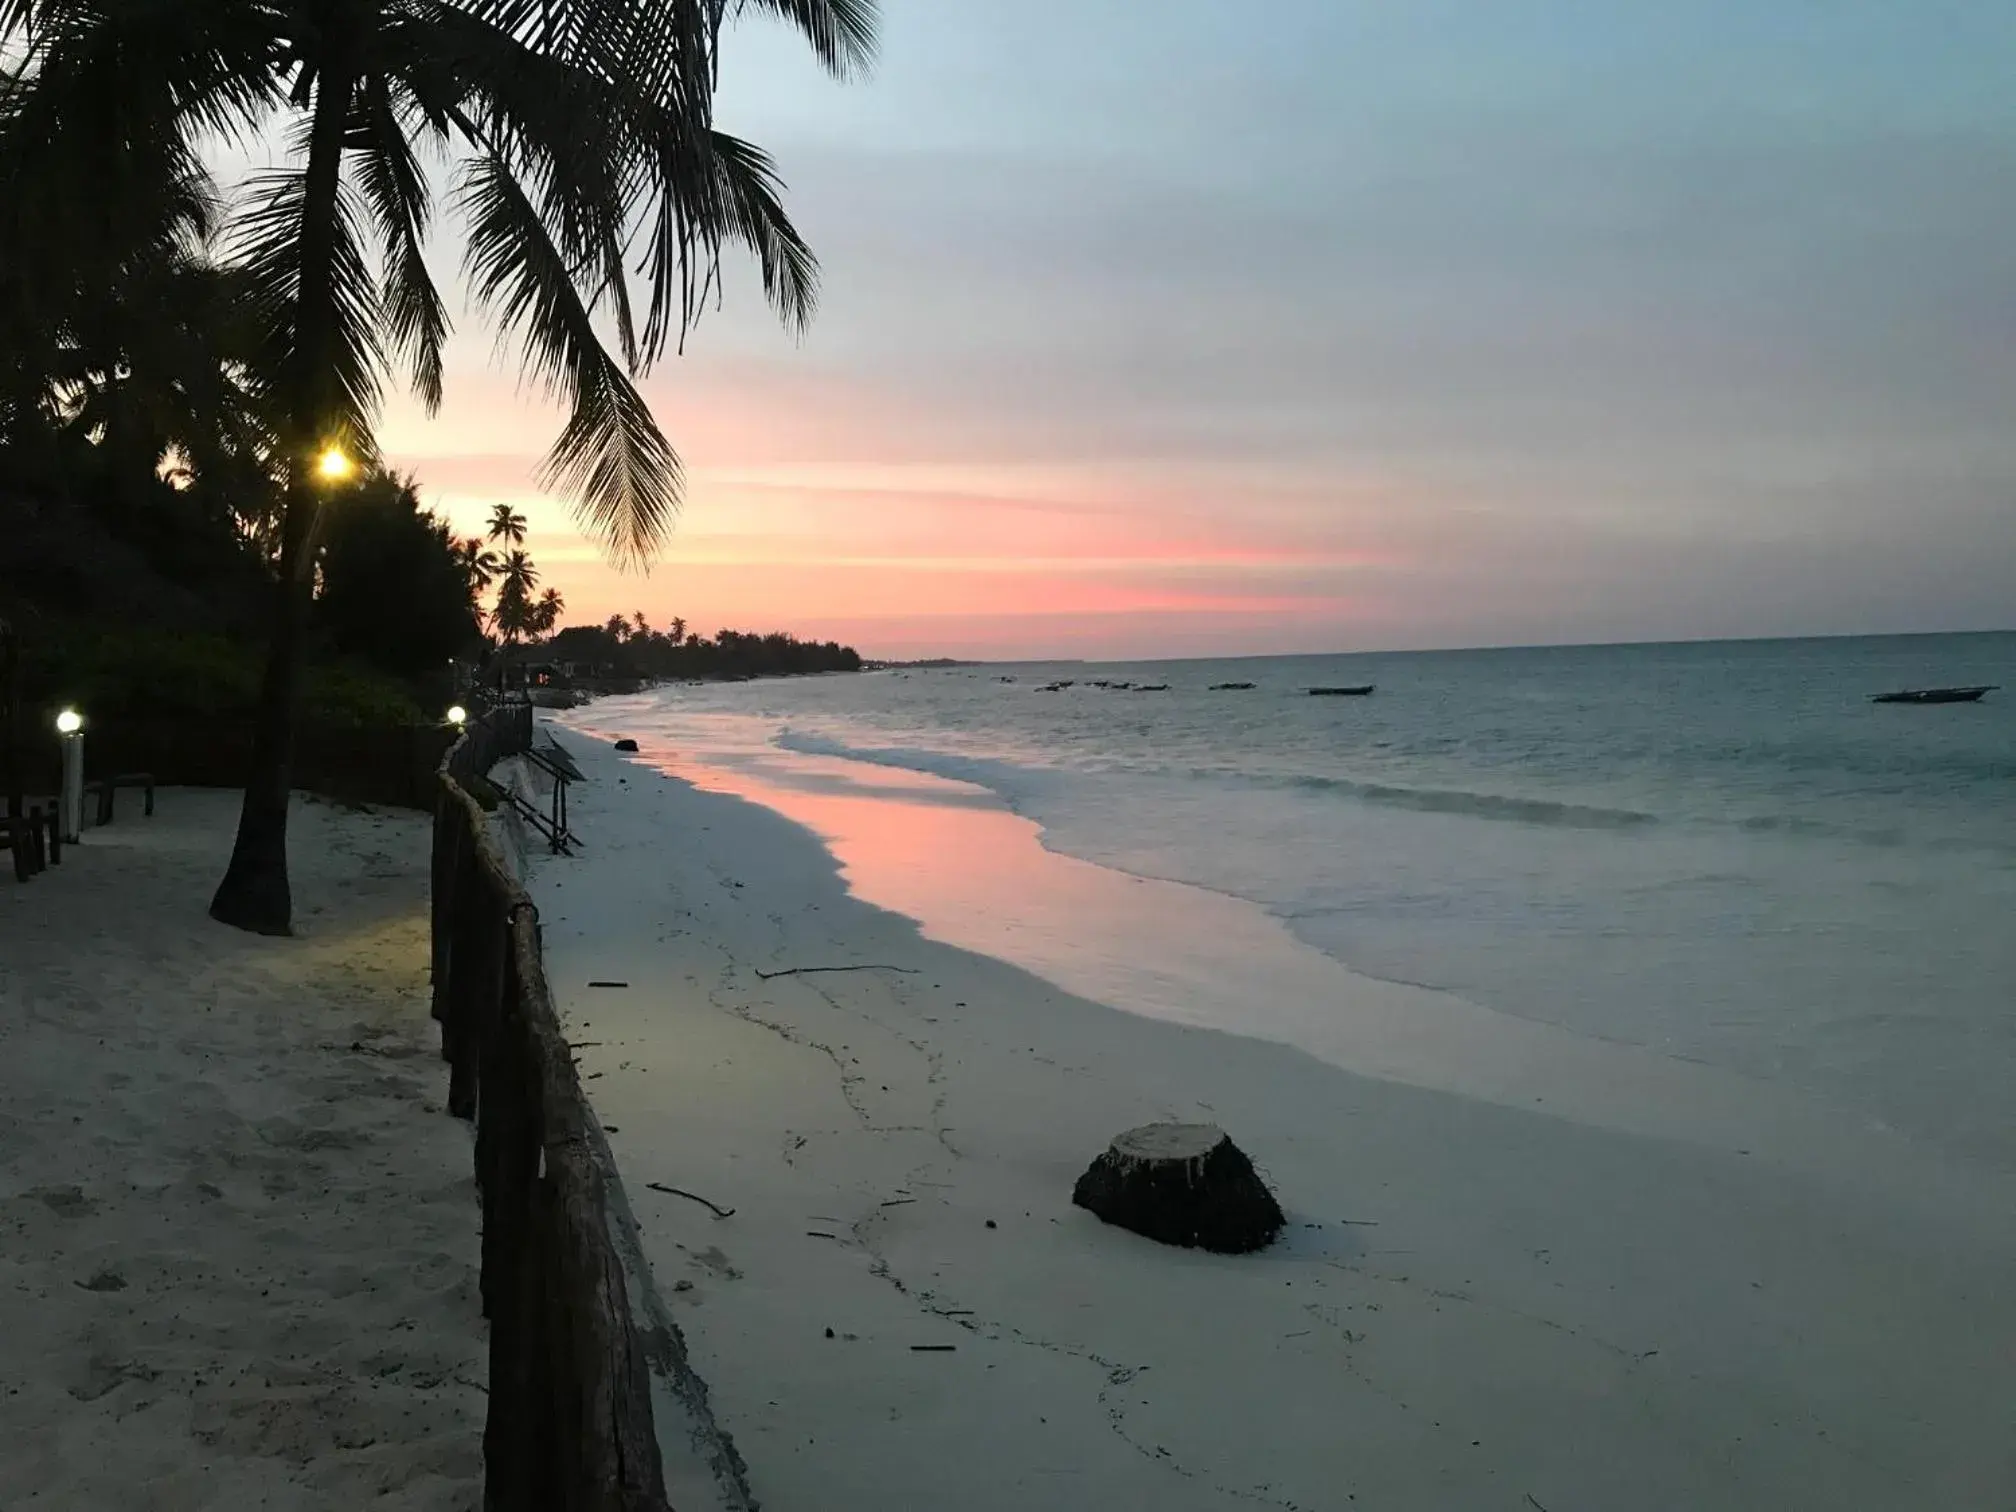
[1072, 1122, 1284, 1254]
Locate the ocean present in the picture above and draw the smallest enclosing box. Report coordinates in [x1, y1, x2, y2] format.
[592, 632, 2015, 1171]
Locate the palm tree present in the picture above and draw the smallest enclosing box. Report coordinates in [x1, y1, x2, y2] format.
[603, 613, 631, 642]
[669, 615, 688, 643]
[531, 586, 564, 638]
[486, 502, 527, 548]
[490, 549, 541, 644]
[454, 536, 502, 597]
[0, 0, 877, 933]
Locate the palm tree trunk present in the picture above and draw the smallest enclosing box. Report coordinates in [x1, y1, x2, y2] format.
[209, 44, 359, 935]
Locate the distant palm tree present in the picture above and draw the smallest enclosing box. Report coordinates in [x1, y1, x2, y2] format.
[603, 613, 631, 642]
[633, 610, 652, 639]
[1, 0, 878, 934]
[531, 586, 565, 637]
[491, 549, 541, 644]
[669, 615, 688, 643]
[455, 537, 503, 596]
[486, 503, 528, 549]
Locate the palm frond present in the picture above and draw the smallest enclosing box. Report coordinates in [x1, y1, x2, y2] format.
[229, 161, 387, 465]
[702, 129, 818, 334]
[458, 149, 681, 566]
[0, 0, 282, 147]
[352, 74, 449, 411]
[731, 0, 878, 78]
[399, 1, 662, 365]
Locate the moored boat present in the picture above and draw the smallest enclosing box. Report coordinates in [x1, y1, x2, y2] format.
[1869, 686, 1997, 705]
[1308, 684, 1375, 697]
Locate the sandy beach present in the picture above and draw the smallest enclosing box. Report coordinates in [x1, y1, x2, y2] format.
[518, 715, 2014, 1511]
[0, 791, 484, 1510]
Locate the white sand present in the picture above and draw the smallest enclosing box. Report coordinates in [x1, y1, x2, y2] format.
[0, 791, 484, 1510]
[524, 726, 2015, 1511]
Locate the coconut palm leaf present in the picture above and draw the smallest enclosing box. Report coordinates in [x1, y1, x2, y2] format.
[228, 158, 386, 468]
[351, 73, 448, 412]
[459, 148, 680, 566]
[730, 0, 877, 77]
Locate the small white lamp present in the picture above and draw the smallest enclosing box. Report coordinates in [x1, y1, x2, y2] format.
[54, 707, 84, 840]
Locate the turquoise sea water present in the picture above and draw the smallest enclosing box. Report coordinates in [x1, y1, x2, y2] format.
[628, 633, 2016, 1168]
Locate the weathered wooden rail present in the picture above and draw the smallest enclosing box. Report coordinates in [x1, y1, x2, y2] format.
[431, 702, 672, 1512]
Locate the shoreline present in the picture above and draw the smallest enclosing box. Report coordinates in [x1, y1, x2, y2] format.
[523, 717, 2016, 1510]
[560, 698, 2014, 1211]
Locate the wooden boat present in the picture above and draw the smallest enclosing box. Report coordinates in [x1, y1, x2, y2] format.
[1308, 685, 1375, 697]
[1868, 686, 1997, 705]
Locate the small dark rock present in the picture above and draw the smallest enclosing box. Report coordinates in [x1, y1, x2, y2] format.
[985, 1219, 997, 1229]
[614, 738, 640, 752]
[825, 1327, 835, 1339]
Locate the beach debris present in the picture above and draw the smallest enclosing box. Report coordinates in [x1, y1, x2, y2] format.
[806, 1231, 839, 1239]
[673, 1280, 694, 1293]
[985, 1219, 997, 1229]
[754, 963, 922, 980]
[1072, 1123, 1285, 1254]
[75, 1269, 127, 1292]
[879, 1197, 916, 1208]
[1209, 681, 1257, 691]
[910, 1344, 957, 1352]
[587, 980, 628, 989]
[613, 737, 640, 751]
[825, 1327, 835, 1338]
[644, 1182, 736, 1219]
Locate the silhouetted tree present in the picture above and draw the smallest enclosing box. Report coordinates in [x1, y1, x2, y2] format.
[2, 0, 877, 933]
[317, 472, 483, 679]
[486, 503, 527, 549]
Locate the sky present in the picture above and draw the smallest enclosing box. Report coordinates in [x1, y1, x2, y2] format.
[375, 0, 2016, 659]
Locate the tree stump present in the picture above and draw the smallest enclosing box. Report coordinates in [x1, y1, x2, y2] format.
[1071, 1123, 1284, 1254]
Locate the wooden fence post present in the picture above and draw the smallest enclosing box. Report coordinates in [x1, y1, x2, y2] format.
[446, 862, 483, 1121]
[438, 705, 672, 1512]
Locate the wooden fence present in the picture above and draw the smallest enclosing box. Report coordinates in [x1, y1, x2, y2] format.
[431, 703, 673, 1512]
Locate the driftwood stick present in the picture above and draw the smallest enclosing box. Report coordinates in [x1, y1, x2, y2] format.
[754, 963, 922, 981]
[644, 1182, 736, 1219]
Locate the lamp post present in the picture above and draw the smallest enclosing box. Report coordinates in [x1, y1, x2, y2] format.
[446, 705, 468, 729]
[54, 707, 83, 842]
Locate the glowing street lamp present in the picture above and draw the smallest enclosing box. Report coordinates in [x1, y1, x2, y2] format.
[445, 705, 468, 728]
[316, 445, 353, 483]
[54, 707, 84, 840]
